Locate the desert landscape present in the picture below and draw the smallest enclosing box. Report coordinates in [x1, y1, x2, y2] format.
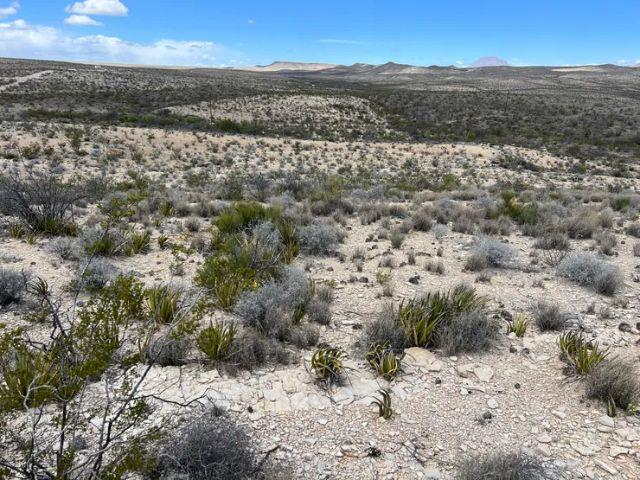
[0, 56, 639, 480]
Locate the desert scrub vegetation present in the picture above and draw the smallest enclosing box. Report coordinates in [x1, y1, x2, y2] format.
[310, 346, 346, 386]
[586, 357, 640, 412]
[558, 331, 608, 375]
[533, 301, 566, 331]
[0, 268, 27, 306]
[0, 173, 85, 235]
[233, 267, 318, 347]
[0, 270, 202, 479]
[196, 202, 305, 308]
[465, 236, 518, 271]
[152, 407, 289, 480]
[371, 285, 499, 355]
[455, 451, 551, 480]
[556, 252, 623, 295]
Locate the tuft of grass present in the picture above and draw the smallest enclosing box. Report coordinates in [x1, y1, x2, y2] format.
[586, 357, 640, 411]
[146, 285, 181, 324]
[533, 301, 566, 331]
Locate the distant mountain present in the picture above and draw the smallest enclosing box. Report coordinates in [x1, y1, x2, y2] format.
[238, 61, 336, 72]
[470, 57, 509, 68]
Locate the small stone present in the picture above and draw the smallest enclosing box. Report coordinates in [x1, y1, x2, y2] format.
[598, 415, 615, 428]
[473, 365, 494, 382]
[457, 363, 475, 378]
[551, 410, 567, 419]
[537, 434, 552, 444]
[408, 275, 420, 284]
[594, 460, 617, 475]
[609, 446, 628, 457]
[618, 322, 632, 332]
[487, 398, 498, 409]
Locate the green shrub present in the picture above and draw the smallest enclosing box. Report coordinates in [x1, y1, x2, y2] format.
[146, 285, 181, 324]
[214, 202, 281, 236]
[195, 254, 259, 309]
[197, 321, 237, 362]
[366, 343, 401, 380]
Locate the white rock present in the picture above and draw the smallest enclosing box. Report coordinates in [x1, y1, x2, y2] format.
[473, 365, 494, 382]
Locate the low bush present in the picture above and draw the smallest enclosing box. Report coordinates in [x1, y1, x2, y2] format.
[533, 301, 566, 331]
[234, 267, 313, 340]
[438, 309, 499, 355]
[0, 173, 84, 235]
[144, 336, 189, 367]
[48, 236, 81, 260]
[455, 451, 550, 480]
[153, 408, 287, 480]
[361, 306, 409, 353]
[466, 236, 518, 270]
[0, 268, 26, 306]
[557, 253, 623, 295]
[586, 357, 640, 411]
[195, 254, 260, 309]
[625, 222, 640, 238]
[297, 222, 343, 255]
[533, 232, 570, 251]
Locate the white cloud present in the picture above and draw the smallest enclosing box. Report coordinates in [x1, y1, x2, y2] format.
[247, 19, 255, 25]
[64, 14, 102, 26]
[66, 0, 128, 17]
[0, 19, 239, 66]
[0, 1, 19, 19]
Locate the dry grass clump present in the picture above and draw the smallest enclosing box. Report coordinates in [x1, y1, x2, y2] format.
[465, 236, 518, 271]
[455, 451, 551, 480]
[556, 252, 623, 295]
[533, 301, 566, 331]
[0, 268, 27, 306]
[586, 357, 640, 411]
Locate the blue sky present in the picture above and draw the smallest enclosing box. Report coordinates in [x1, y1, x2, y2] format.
[0, 0, 638, 67]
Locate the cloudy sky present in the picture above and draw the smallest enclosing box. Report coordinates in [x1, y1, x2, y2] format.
[0, 0, 638, 67]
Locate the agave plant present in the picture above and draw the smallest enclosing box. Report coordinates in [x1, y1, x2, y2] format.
[371, 388, 393, 419]
[558, 331, 608, 375]
[310, 347, 345, 385]
[196, 321, 237, 362]
[507, 313, 528, 337]
[366, 342, 401, 380]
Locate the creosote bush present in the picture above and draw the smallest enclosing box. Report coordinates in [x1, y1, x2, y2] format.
[0, 173, 84, 235]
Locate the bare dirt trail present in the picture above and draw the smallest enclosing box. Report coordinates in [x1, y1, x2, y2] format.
[0, 70, 53, 92]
